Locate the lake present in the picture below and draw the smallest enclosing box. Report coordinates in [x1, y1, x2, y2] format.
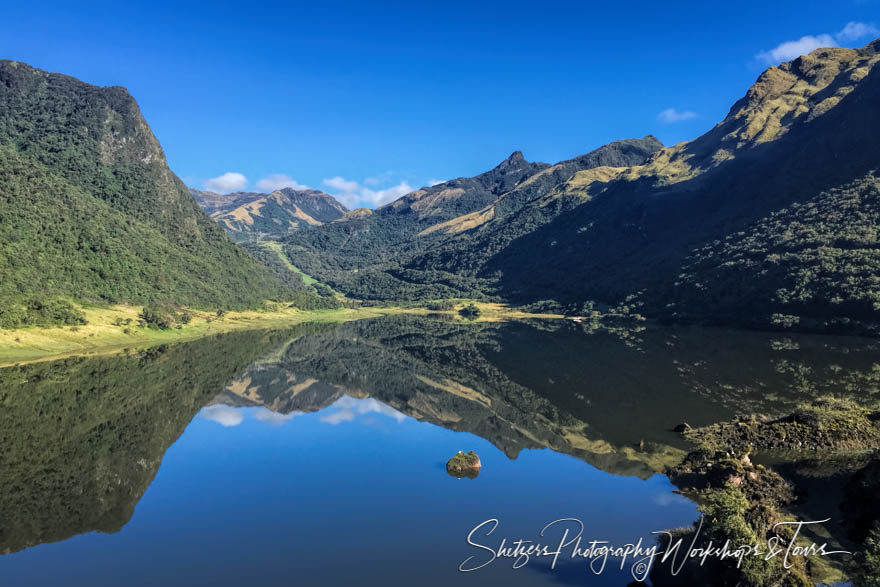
[1, 316, 877, 585]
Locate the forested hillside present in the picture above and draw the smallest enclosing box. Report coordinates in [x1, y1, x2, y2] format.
[281, 137, 664, 300]
[0, 60, 291, 319]
[281, 40, 880, 335]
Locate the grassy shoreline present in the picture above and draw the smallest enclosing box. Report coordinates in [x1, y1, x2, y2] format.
[662, 398, 880, 585]
[0, 301, 562, 367]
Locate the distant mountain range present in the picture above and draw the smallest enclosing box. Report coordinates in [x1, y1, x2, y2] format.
[1, 39, 878, 333]
[281, 137, 663, 300]
[278, 39, 880, 335]
[190, 187, 347, 240]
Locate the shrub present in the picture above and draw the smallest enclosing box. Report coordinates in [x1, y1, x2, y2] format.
[0, 297, 86, 329]
[140, 304, 174, 330]
[459, 303, 481, 319]
[288, 289, 341, 311]
[24, 298, 86, 327]
[0, 303, 28, 329]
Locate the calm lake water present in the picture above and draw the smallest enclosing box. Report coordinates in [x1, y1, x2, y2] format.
[0, 316, 877, 586]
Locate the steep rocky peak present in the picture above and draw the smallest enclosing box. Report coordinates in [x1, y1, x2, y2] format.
[494, 150, 526, 171]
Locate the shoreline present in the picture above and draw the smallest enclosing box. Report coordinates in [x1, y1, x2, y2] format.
[0, 301, 562, 367]
[661, 398, 880, 585]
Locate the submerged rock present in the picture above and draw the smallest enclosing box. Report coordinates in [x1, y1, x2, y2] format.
[446, 450, 481, 479]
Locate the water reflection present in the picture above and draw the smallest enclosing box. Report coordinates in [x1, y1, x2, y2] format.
[0, 327, 297, 555]
[0, 315, 876, 574]
[207, 316, 880, 478]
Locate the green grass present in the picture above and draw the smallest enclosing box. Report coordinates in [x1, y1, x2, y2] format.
[262, 241, 320, 286]
[0, 304, 389, 366]
[0, 300, 565, 366]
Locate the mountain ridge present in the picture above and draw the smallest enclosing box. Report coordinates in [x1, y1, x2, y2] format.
[191, 186, 348, 239]
[279, 136, 664, 299]
[0, 60, 291, 311]
[280, 39, 880, 334]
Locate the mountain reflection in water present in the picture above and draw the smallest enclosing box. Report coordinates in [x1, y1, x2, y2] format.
[0, 316, 877, 585]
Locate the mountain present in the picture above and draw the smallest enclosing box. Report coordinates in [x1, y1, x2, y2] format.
[190, 187, 348, 240]
[280, 137, 663, 300]
[283, 39, 880, 335]
[189, 188, 264, 215]
[0, 60, 291, 311]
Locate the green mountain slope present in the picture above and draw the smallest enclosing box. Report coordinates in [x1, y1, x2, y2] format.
[470, 40, 880, 333]
[280, 137, 663, 299]
[281, 40, 880, 335]
[191, 187, 348, 240]
[0, 60, 290, 311]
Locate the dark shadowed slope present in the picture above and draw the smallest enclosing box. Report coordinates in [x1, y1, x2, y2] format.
[280, 137, 663, 300]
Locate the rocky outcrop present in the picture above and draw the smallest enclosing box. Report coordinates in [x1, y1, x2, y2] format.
[446, 451, 482, 478]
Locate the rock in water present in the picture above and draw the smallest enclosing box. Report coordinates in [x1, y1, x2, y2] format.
[446, 451, 482, 479]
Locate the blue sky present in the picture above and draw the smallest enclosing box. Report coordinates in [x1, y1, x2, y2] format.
[2, 1, 879, 208]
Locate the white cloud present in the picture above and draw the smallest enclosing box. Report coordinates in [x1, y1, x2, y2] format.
[427, 178, 446, 187]
[657, 108, 698, 124]
[320, 396, 407, 425]
[200, 405, 244, 427]
[255, 174, 309, 192]
[321, 409, 357, 425]
[756, 22, 878, 65]
[756, 34, 837, 64]
[837, 21, 880, 42]
[204, 172, 248, 194]
[323, 176, 361, 194]
[253, 407, 302, 425]
[322, 176, 414, 209]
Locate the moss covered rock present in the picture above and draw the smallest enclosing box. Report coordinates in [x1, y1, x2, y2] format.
[446, 450, 481, 478]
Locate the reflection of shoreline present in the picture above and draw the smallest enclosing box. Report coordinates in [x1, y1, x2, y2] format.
[206, 316, 880, 480]
[0, 328, 295, 555]
[2, 314, 878, 563]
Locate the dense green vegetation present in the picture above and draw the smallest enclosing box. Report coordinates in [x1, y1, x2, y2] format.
[241, 240, 311, 291]
[139, 301, 194, 329]
[0, 60, 291, 317]
[280, 139, 662, 301]
[458, 303, 480, 318]
[278, 46, 880, 336]
[665, 394, 880, 586]
[0, 296, 86, 328]
[670, 174, 880, 332]
[238, 241, 341, 310]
